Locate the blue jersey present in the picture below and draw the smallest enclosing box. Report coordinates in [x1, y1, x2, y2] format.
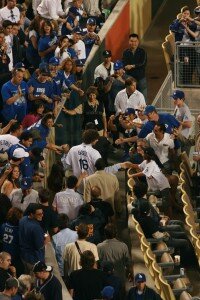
[9, 143, 33, 178]
[1, 80, 28, 122]
[59, 71, 75, 91]
[27, 122, 49, 150]
[38, 34, 58, 63]
[52, 72, 62, 97]
[19, 216, 45, 264]
[27, 77, 55, 111]
[0, 223, 20, 260]
[138, 113, 180, 138]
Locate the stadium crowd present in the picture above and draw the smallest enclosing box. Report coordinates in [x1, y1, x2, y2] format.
[0, 0, 200, 300]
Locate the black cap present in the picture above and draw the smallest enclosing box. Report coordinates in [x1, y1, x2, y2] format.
[102, 50, 112, 58]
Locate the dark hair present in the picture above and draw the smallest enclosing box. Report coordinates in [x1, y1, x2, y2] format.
[95, 158, 105, 170]
[41, 113, 54, 126]
[47, 162, 64, 193]
[40, 20, 54, 36]
[104, 223, 117, 239]
[29, 16, 42, 33]
[2, 20, 13, 29]
[143, 147, 163, 169]
[6, 207, 23, 226]
[10, 122, 21, 133]
[181, 6, 190, 13]
[25, 203, 42, 215]
[77, 223, 89, 239]
[155, 123, 166, 133]
[0, 193, 12, 225]
[80, 250, 95, 269]
[85, 122, 97, 130]
[67, 175, 78, 189]
[32, 101, 45, 114]
[125, 77, 137, 87]
[129, 33, 139, 39]
[5, 278, 19, 290]
[78, 203, 92, 216]
[57, 213, 69, 230]
[7, 165, 20, 188]
[86, 86, 98, 97]
[133, 182, 148, 199]
[24, 290, 45, 300]
[82, 129, 99, 144]
[38, 188, 51, 203]
[58, 35, 69, 47]
[20, 131, 33, 142]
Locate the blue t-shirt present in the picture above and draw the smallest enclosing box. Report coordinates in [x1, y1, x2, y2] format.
[138, 113, 180, 138]
[0, 223, 20, 260]
[52, 72, 63, 97]
[8, 143, 33, 178]
[59, 71, 75, 91]
[38, 34, 58, 63]
[27, 122, 49, 150]
[1, 80, 28, 122]
[27, 77, 55, 111]
[19, 216, 45, 264]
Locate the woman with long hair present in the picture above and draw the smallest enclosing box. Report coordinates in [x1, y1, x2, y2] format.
[1, 166, 20, 198]
[38, 20, 58, 63]
[22, 101, 45, 129]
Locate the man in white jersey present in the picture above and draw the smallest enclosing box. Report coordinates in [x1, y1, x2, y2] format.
[62, 129, 100, 178]
[0, 122, 22, 153]
[61, 129, 133, 180]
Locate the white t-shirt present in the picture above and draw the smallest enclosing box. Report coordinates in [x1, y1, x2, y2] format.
[55, 47, 70, 63]
[10, 189, 39, 212]
[114, 88, 146, 115]
[139, 160, 170, 191]
[64, 143, 101, 178]
[94, 62, 114, 80]
[74, 40, 86, 60]
[145, 133, 174, 164]
[174, 103, 192, 138]
[0, 6, 20, 25]
[63, 240, 99, 275]
[0, 134, 19, 153]
[37, 0, 64, 20]
[5, 35, 13, 71]
[53, 188, 83, 220]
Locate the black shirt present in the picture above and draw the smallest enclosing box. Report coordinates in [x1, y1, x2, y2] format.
[40, 205, 58, 234]
[0, 268, 11, 292]
[89, 198, 114, 224]
[36, 273, 62, 300]
[136, 215, 159, 239]
[122, 47, 147, 80]
[83, 101, 105, 131]
[69, 269, 106, 300]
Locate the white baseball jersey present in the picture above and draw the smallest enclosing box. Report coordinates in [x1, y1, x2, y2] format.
[139, 160, 170, 191]
[65, 143, 101, 178]
[0, 134, 19, 153]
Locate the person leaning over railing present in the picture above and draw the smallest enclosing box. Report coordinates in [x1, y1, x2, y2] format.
[169, 6, 198, 85]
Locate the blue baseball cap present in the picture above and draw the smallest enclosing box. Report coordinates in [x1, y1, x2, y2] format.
[73, 26, 83, 35]
[20, 177, 32, 190]
[171, 90, 185, 100]
[87, 18, 96, 25]
[144, 105, 156, 115]
[135, 273, 146, 283]
[101, 286, 114, 299]
[49, 57, 59, 66]
[14, 62, 25, 69]
[114, 60, 123, 70]
[125, 108, 135, 115]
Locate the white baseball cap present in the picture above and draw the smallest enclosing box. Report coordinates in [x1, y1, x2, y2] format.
[12, 148, 29, 158]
